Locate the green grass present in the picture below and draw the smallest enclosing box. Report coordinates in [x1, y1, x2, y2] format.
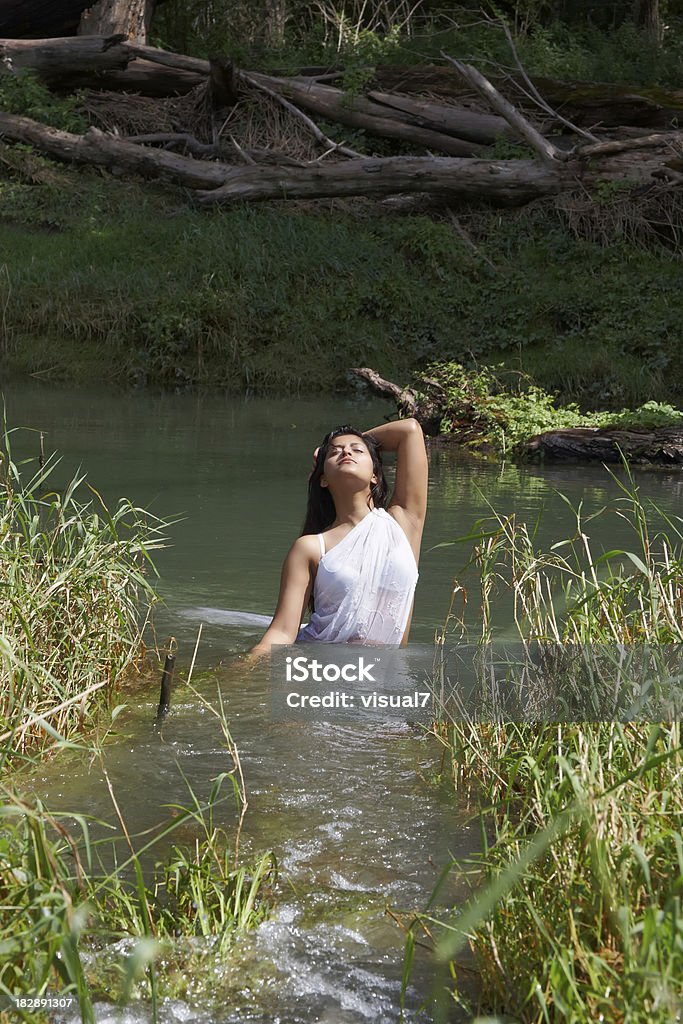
[1, 164, 682, 405]
[0, 771, 275, 1022]
[409, 475, 683, 1022]
[0, 429, 275, 1021]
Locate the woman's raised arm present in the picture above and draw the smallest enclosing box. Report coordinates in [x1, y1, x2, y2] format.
[363, 418, 428, 527]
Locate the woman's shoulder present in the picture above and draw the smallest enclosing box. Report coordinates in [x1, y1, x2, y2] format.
[291, 533, 323, 562]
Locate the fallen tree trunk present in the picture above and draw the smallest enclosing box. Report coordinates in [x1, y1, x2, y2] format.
[195, 156, 562, 204]
[2, 42, 682, 207]
[351, 368, 683, 464]
[366, 89, 513, 144]
[0, 111, 230, 187]
[0, 34, 130, 80]
[248, 73, 485, 156]
[527, 426, 683, 464]
[1, 107, 680, 206]
[0, 110, 562, 201]
[374, 65, 683, 130]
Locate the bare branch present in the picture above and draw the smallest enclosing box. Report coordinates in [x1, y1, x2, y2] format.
[442, 53, 565, 166]
[447, 209, 498, 271]
[239, 71, 362, 159]
[496, 18, 600, 144]
[577, 130, 683, 158]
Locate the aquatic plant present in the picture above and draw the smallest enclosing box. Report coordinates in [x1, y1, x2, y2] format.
[0, 774, 275, 1022]
[410, 474, 683, 1022]
[0, 428, 167, 767]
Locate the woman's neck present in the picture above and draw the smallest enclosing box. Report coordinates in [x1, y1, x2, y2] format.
[330, 491, 374, 528]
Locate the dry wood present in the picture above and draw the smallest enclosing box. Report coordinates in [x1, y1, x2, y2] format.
[0, 111, 230, 188]
[78, 0, 155, 43]
[241, 71, 362, 159]
[577, 130, 683, 158]
[0, 34, 130, 80]
[84, 59, 205, 95]
[349, 367, 444, 435]
[366, 90, 513, 144]
[196, 155, 562, 205]
[122, 41, 210, 76]
[443, 55, 564, 166]
[248, 73, 484, 157]
[349, 367, 418, 414]
[527, 426, 683, 464]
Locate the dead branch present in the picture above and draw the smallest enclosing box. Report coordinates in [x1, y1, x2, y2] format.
[349, 367, 418, 414]
[496, 17, 599, 144]
[240, 71, 362, 159]
[247, 73, 485, 157]
[366, 90, 512, 144]
[577, 130, 683, 158]
[442, 54, 565, 165]
[121, 42, 210, 76]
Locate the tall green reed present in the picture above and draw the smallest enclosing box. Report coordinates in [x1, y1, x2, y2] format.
[415, 471, 683, 1023]
[0, 427, 167, 766]
[0, 690, 275, 1021]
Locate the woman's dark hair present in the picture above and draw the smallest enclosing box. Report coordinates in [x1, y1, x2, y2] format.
[301, 425, 388, 538]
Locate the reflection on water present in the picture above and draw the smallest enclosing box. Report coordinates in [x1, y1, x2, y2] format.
[6, 382, 682, 1022]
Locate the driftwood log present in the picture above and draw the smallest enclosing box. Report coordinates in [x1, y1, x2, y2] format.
[527, 427, 683, 464]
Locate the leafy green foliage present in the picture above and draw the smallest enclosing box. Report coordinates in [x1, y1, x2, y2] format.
[0, 71, 86, 132]
[151, 1, 683, 87]
[0, 783, 275, 1014]
[417, 362, 683, 455]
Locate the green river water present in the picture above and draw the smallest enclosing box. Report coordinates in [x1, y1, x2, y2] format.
[6, 383, 683, 1024]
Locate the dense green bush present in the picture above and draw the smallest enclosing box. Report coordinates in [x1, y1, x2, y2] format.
[0, 71, 86, 132]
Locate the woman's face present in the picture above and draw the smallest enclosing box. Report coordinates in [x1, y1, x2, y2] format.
[321, 435, 376, 491]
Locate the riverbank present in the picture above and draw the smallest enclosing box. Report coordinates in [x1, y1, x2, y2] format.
[1, 160, 682, 409]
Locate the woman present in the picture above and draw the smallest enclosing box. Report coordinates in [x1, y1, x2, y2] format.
[250, 417, 428, 655]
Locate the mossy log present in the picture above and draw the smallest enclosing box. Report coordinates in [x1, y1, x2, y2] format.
[526, 426, 683, 464]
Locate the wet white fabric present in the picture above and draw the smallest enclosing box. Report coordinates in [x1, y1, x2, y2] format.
[297, 508, 418, 646]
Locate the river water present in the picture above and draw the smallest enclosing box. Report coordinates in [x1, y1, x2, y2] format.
[6, 383, 683, 1024]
